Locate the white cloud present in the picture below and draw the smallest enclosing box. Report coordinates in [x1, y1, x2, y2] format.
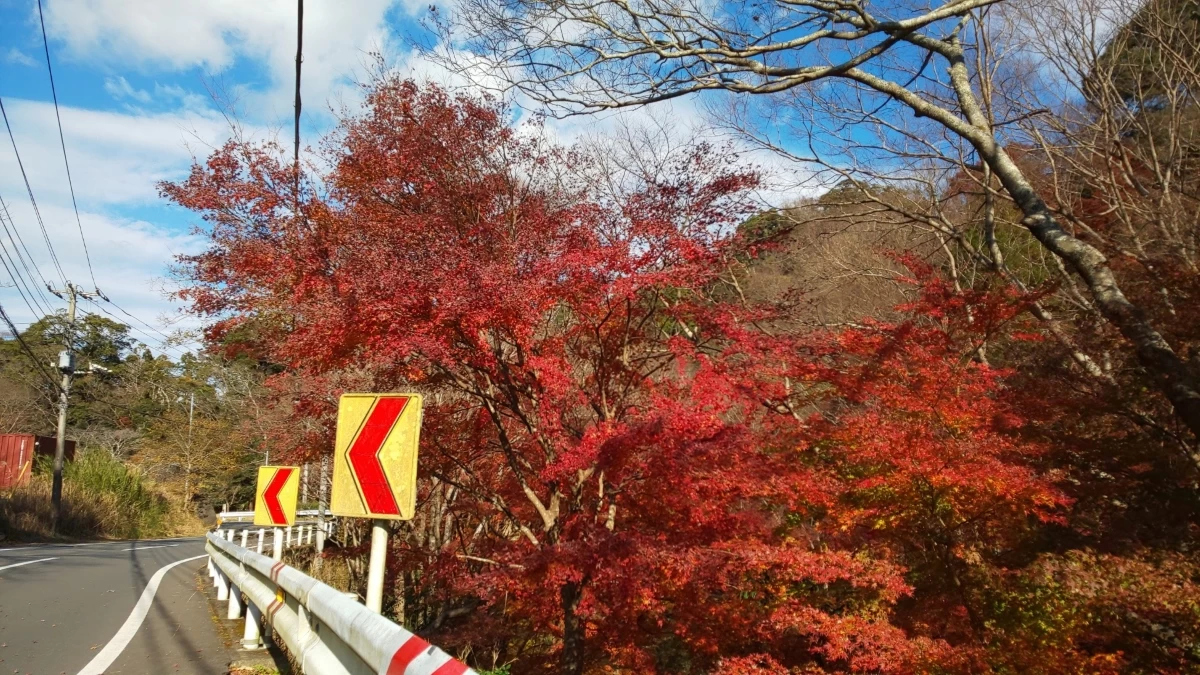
[153, 83, 212, 114]
[0, 97, 244, 207]
[0, 98, 245, 353]
[0, 197, 205, 354]
[104, 76, 152, 103]
[1, 0, 809, 356]
[5, 48, 37, 68]
[43, 0, 409, 123]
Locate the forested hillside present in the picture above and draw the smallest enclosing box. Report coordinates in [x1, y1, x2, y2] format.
[0, 312, 275, 537]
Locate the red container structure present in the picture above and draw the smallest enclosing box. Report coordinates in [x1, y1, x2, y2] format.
[0, 434, 76, 490]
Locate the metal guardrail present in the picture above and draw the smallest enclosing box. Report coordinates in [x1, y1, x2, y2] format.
[217, 509, 333, 525]
[205, 531, 475, 675]
[213, 522, 324, 552]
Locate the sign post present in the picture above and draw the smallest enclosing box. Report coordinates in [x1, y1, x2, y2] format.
[330, 393, 423, 614]
[365, 520, 389, 613]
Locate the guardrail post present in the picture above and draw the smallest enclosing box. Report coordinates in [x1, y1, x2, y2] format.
[240, 529, 248, 548]
[207, 556, 215, 579]
[286, 525, 293, 548]
[256, 528, 265, 554]
[225, 529, 235, 542]
[273, 528, 283, 561]
[242, 601, 263, 650]
[297, 602, 313, 644]
[216, 569, 230, 601]
[227, 582, 243, 620]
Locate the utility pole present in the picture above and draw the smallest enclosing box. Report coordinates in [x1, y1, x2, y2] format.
[188, 392, 194, 447]
[184, 392, 194, 506]
[46, 281, 98, 534]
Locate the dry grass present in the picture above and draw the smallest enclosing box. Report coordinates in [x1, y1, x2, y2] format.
[0, 480, 111, 540]
[309, 552, 353, 588]
[0, 452, 203, 541]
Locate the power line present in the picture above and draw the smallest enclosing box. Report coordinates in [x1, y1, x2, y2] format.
[0, 233, 46, 320]
[91, 295, 189, 351]
[36, 0, 97, 290]
[84, 299, 193, 358]
[0, 300, 62, 394]
[0, 95, 67, 283]
[0, 192, 55, 308]
[78, 305, 168, 350]
[77, 307, 189, 360]
[0, 199, 51, 317]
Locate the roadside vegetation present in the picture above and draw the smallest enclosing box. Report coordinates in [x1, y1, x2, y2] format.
[0, 451, 201, 540]
[165, 59, 1200, 675]
[0, 312, 274, 540]
[4, 0, 1199, 672]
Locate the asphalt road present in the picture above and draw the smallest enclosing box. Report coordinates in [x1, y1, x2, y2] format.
[0, 537, 232, 675]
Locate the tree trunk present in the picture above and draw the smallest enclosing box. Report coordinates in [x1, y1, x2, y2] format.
[560, 581, 585, 675]
[938, 47, 1200, 452]
[984, 145, 1200, 453]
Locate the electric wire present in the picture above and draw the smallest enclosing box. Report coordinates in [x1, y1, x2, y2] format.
[0, 95, 67, 283]
[0, 300, 63, 393]
[82, 393, 228, 433]
[0, 198, 51, 317]
[0, 211, 52, 313]
[91, 296, 188, 351]
[35, 0, 98, 290]
[2, 306, 201, 424]
[0, 193, 55, 309]
[0, 234, 46, 319]
[79, 302, 190, 358]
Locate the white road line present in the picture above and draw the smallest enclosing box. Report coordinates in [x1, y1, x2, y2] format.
[76, 554, 206, 675]
[0, 557, 58, 572]
[0, 542, 107, 552]
[120, 544, 180, 551]
[0, 538, 201, 553]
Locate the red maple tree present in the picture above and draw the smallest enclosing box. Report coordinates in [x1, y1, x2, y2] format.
[163, 79, 1068, 673]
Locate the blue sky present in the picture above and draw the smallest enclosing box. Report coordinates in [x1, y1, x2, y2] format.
[0, 0, 772, 357]
[0, 0, 437, 355]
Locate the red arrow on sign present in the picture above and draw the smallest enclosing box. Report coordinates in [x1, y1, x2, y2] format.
[263, 467, 295, 525]
[347, 396, 409, 516]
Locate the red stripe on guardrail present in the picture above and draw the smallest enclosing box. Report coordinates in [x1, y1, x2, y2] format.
[386, 634, 473, 675]
[265, 598, 281, 624]
[387, 635, 431, 674]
